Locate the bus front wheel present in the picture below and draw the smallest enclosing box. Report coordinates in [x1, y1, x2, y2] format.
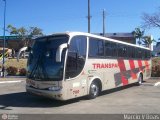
[88, 81, 100, 99]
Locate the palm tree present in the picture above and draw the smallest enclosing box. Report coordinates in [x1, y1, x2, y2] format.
[132, 28, 145, 46]
[143, 35, 156, 48]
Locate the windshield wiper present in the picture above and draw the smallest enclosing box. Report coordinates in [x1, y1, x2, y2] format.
[29, 54, 48, 80]
[28, 55, 40, 79]
[38, 56, 49, 79]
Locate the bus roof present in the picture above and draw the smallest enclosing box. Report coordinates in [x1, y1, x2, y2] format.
[43, 32, 150, 50]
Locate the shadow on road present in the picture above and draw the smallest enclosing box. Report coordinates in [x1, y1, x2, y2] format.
[100, 83, 137, 96]
[0, 83, 139, 110]
[0, 92, 83, 110]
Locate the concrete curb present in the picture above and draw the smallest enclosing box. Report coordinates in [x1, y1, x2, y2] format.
[150, 77, 160, 79]
[0, 76, 26, 82]
[2, 76, 26, 78]
[154, 82, 160, 86]
[0, 80, 24, 84]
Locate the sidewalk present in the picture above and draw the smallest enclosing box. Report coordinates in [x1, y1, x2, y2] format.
[0, 76, 26, 81]
[144, 77, 160, 84]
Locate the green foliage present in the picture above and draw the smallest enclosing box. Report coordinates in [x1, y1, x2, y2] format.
[142, 36, 156, 47]
[7, 24, 44, 46]
[29, 27, 43, 37]
[132, 28, 157, 47]
[132, 27, 145, 45]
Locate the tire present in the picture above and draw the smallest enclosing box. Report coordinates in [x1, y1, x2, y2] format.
[88, 81, 100, 99]
[137, 74, 143, 85]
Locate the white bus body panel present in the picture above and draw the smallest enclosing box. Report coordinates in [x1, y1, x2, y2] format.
[26, 32, 151, 100]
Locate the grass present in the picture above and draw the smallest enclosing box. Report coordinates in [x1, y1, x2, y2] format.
[0, 58, 27, 70]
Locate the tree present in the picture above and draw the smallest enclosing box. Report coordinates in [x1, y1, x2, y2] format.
[142, 8, 160, 29]
[142, 35, 156, 48]
[132, 27, 145, 45]
[7, 25, 43, 47]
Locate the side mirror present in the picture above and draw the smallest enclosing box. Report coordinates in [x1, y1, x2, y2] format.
[26, 46, 32, 52]
[17, 46, 28, 62]
[56, 43, 68, 62]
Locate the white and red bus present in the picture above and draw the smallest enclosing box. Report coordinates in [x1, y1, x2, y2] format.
[26, 32, 151, 100]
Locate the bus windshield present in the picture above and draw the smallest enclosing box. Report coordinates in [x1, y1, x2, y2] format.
[27, 35, 69, 81]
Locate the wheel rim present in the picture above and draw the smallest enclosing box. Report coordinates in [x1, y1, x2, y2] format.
[138, 75, 142, 84]
[91, 84, 98, 96]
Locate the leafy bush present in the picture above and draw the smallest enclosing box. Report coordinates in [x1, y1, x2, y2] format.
[19, 68, 27, 76]
[6, 66, 18, 76]
[152, 66, 160, 77]
[151, 58, 160, 77]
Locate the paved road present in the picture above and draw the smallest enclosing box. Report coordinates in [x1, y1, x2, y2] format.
[0, 78, 160, 114]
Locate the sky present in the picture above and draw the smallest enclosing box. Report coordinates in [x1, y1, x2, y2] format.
[0, 0, 160, 41]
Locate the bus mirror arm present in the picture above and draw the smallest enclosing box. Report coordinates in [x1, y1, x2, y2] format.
[56, 43, 68, 62]
[17, 46, 28, 62]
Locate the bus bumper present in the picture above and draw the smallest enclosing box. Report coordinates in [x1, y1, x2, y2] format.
[26, 86, 65, 101]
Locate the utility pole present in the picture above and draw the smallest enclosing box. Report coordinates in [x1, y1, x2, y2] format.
[88, 0, 91, 33]
[2, 0, 6, 77]
[103, 9, 106, 36]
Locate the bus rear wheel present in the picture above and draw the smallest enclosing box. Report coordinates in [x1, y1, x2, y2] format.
[88, 81, 100, 99]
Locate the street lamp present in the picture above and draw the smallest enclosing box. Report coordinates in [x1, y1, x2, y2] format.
[2, 0, 6, 77]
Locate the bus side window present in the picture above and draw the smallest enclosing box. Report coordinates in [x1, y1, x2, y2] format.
[89, 38, 104, 58]
[138, 48, 142, 59]
[136, 48, 139, 59]
[117, 44, 123, 58]
[132, 47, 136, 58]
[98, 40, 105, 57]
[142, 49, 145, 59]
[112, 43, 118, 57]
[105, 41, 117, 57]
[65, 36, 87, 79]
[105, 41, 112, 57]
[128, 47, 131, 58]
[147, 50, 151, 59]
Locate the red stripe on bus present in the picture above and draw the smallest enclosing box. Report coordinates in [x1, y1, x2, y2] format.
[145, 60, 149, 70]
[129, 60, 135, 69]
[118, 59, 126, 72]
[118, 59, 128, 85]
[131, 72, 137, 79]
[129, 60, 137, 80]
[138, 60, 142, 71]
[121, 74, 128, 85]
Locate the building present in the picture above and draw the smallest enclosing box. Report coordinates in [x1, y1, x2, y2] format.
[153, 42, 160, 56]
[95, 33, 136, 44]
[0, 36, 26, 52]
[0, 32, 136, 51]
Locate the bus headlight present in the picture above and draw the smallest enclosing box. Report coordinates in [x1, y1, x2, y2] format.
[48, 86, 62, 91]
